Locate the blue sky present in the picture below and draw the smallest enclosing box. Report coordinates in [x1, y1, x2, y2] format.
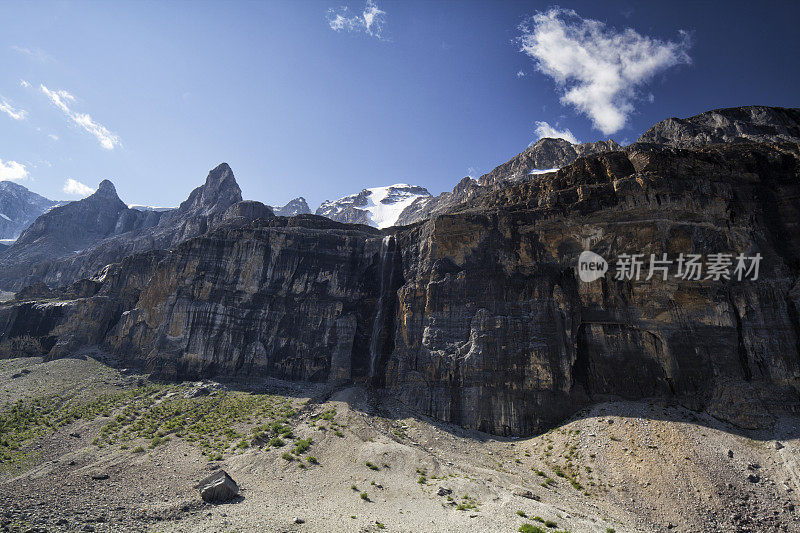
[0, 1, 798, 209]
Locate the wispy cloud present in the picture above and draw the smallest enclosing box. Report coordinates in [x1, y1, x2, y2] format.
[327, 0, 387, 40]
[48, 133, 59, 141]
[533, 120, 579, 144]
[20, 79, 31, 88]
[11, 45, 53, 62]
[40, 84, 121, 150]
[519, 7, 690, 135]
[0, 98, 27, 121]
[516, 70, 526, 78]
[63, 178, 95, 197]
[0, 159, 29, 182]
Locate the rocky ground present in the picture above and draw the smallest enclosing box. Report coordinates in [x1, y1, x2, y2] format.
[0, 355, 798, 533]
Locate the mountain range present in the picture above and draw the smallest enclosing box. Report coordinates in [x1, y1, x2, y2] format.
[0, 105, 797, 440]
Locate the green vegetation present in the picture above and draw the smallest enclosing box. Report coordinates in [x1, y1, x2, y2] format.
[365, 461, 379, 470]
[517, 510, 528, 517]
[519, 525, 546, 533]
[0, 381, 314, 470]
[360, 492, 369, 501]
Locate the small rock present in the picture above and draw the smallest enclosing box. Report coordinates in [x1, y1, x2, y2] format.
[197, 470, 239, 503]
[512, 489, 539, 500]
[748, 474, 761, 483]
[775, 441, 784, 450]
[90, 473, 109, 480]
[437, 487, 452, 496]
[69, 432, 81, 438]
[293, 517, 304, 524]
[728, 450, 734, 458]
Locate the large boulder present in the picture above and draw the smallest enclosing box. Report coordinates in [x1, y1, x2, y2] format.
[197, 470, 239, 503]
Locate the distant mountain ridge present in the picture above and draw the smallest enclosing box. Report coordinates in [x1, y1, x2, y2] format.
[0, 163, 245, 290]
[0, 181, 59, 240]
[272, 197, 311, 217]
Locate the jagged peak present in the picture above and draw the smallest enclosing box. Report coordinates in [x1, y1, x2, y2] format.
[177, 163, 243, 215]
[97, 180, 116, 194]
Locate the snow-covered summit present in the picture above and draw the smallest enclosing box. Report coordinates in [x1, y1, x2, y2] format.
[316, 184, 431, 228]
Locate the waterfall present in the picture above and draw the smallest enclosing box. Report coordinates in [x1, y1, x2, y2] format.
[368, 235, 395, 380]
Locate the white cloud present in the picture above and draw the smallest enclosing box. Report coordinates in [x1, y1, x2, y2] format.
[11, 45, 53, 62]
[20, 79, 31, 88]
[48, 133, 59, 141]
[63, 178, 95, 197]
[40, 84, 121, 150]
[0, 159, 29, 182]
[533, 120, 579, 144]
[516, 70, 526, 78]
[0, 98, 27, 121]
[327, 0, 387, 40]
[519, 7, 690, 135]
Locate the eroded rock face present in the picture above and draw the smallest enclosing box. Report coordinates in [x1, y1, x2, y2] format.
[385, 143, 800, 434]
[106, 215, 388, 382]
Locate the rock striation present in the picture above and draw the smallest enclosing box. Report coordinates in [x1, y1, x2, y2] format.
[0, 106, 798, 438]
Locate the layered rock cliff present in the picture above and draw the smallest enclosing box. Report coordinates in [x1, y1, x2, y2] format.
[0, 107, 798, 438]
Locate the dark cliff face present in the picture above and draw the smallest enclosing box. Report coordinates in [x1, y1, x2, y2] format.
[2, 142, 798, 437]
[104, 215, 385, 382]
[0, 164, 243, 291]
[0, 108, 799, 438]
[387, 143, 800, 434]
[637, 106, 800, 147]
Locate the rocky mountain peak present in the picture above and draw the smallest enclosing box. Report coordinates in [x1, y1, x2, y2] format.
[477, 138, 622, 187]
[178, 163, 242, 215]
[636, 105, 800, 147]
[272, 197, 312, 217]
[87, 180, 123, 204]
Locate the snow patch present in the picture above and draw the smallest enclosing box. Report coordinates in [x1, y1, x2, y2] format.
[0, 213, 11, 221]
[528, 167, 560, 175]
